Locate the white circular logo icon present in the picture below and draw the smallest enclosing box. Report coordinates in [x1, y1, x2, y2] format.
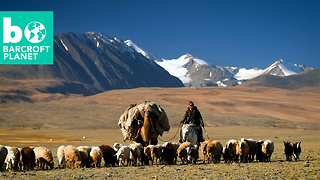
[24, 21, 46, 43]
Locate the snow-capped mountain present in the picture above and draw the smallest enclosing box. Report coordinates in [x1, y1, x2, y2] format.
[124, 40, 159, 62]
[157, 55, 311, 87]
[126, 40, 312, 87]
[263, 59, 311, 76]
[233, 59, 311, 81]
[156, 54, 241, 87]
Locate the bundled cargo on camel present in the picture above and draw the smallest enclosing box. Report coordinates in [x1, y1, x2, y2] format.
[118, 101, 170, 145]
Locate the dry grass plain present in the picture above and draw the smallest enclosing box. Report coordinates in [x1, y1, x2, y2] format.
[0, 85, 320, 179]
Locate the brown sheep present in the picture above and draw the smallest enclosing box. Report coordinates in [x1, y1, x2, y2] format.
[241, 138, 257, 162]
[21, 147, 36, 170]
[170, 142, 180, 165]
[0, 145, 8, 172]
[143, 145, 153, 165]
[34, 147, 54, 170]
[187, 145, 199, 164]
[162, 142, 177, 165]
[206, 140, 222, 163]
[256, 140, 274, 162]
[90, 147, 102, 167]
[201, 141, 210, 163]
[64, 145, 81, 169]
[223, 139, 237, 163]
[77, 146, 90, 168]
[177, 142, 193, 165]
[99, 144, 117, 167]
[18, 148, 22, 170]
[11, 147, 20, 171]
[150, 145, 160, 165]
[236, 140, 249, 163]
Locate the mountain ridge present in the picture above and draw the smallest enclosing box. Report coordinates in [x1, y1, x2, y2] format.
[126, 40, 312, 87]
[0, 32, 184, 96]
[239, 68, 320, 90]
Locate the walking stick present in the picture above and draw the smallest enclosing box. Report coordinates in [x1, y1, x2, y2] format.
[202, 125, 210, 140]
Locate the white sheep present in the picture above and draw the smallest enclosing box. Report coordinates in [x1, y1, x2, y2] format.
[177, 142, 193, 165]
[187, 145, 199, 164]
[90, 147, 102, 168]
[64, 145, 81, 168]
[113, 143, 123, 152]
[4, 146, 16, 171]
[33, 147, 54, 170]
[57, 145, 65, 169]
[115, 146, 131, 166]
[129, 143, 143, 166]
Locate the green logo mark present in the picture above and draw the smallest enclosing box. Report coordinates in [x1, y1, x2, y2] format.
[0, 11, 53, 65]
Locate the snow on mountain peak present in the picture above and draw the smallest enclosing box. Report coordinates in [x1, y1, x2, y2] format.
[154, 54, 210, 84]
[265, 59, 305, 76]
[235, 68, 264, 80]
[182, 54, 208, 66]
[277, 59, 304, 76]
[155, 55, 191, 83]
[124, 40, 159, 62]
[124, 40, 147, 57]
[118, 39, 311, 87]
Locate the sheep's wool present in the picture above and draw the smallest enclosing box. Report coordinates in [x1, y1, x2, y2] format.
[118, 101, 170, 141]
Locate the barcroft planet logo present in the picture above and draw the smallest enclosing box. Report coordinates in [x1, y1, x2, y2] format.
[0, 11, 53, 65]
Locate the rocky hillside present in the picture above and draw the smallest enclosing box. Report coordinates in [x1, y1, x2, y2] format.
[0, 32, 184, 96]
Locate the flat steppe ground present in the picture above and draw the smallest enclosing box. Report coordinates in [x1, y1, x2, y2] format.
[0, 86, 319, 179]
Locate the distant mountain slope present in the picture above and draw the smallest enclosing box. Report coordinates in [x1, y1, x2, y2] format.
[126, 40, 312, 87]
[0, 32, 184, 96]
[262, 59, 311, 76]
[239, 68, 320, 90]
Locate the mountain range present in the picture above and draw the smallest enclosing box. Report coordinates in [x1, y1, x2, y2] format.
[0, 32, 318, 100]
[126, 41, 312, 87]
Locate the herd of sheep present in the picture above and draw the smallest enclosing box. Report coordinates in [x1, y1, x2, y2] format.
[0, 138, 302, 171]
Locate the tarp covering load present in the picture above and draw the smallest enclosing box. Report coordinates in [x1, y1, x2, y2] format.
[118, 101, 170, 142]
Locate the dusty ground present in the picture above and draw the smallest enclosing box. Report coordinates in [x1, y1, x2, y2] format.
[0, 86, 320, 179]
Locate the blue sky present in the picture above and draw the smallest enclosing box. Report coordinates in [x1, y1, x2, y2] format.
[1, 0, 319, 69]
